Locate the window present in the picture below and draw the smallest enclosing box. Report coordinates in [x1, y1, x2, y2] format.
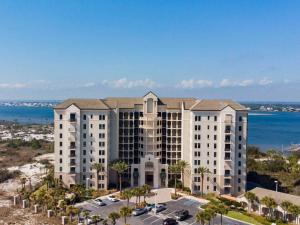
[83, 150, 86, 155]
[214, 116, 217, 121]
[239, 126, 242, 131]
[214, 125, 217, 131]
[59, 150, 62, 155]
[195, 116, 201, 121]
[90, 124, 93, 129]
[59, 142, 62, 147]
[238, 161, 241, 166]
[83, 133, 86, 138]
[83, 114, 87, 120]
[60, 133, 63, 138]
[59, 158, 62, 163]
[207, 116, 210, 120]
[59, 114, 63, 120]
[59, 124, 63, 129]
[239, 136, 242, 141]
[91, 114, 93, 119]
[83, 124, 86, 129]
[59, 167, 62, 172]
[214, 186, 217, 191]
[239, 116, 243, 122]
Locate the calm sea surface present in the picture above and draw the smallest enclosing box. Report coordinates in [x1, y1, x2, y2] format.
[0, 106, 299, 151]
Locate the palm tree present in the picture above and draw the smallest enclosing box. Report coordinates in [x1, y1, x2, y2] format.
[108, 212, 120, 225]
[244, 191, 257, 212]
[213, 202, 228, 225]
[66, 205, 79, 222]
[196, 211, 209, 225]
[280, 201, 292, 221]
[288, 204, 300, 224]
[177, 160, 189, 190]
[91, 163, 104, 190]
[119, 206, 132, 225]
[92, 215, 101, 224]
[20, 177, 27, 190]
[261, 196, 277, 219]
[122, 189, 133, 207]
[110, 161, 129, 194]
[197, 166, 211, 197]
[205, 207, 216, 225]
[102, 219, 109, 225]
[82, 210, 90, 225]
[169, 164, 181, 197]
[142, 184, 151, 202]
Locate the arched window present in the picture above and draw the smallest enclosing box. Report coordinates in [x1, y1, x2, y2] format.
[147, 98, 154, 113]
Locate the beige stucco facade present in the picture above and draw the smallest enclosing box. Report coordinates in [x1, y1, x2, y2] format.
[54, 92, 247, 196]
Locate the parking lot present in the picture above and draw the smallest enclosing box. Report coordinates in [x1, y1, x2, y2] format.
[76, 196, 250, 225]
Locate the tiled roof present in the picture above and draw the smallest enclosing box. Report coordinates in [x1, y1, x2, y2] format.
[190, 99, 247, 111]
[54, 99, 110, 110]
[54, 95, 246, 111]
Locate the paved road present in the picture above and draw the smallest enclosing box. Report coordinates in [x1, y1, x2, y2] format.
[76, 197, 250, 225]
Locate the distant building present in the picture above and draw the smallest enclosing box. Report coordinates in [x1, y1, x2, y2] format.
[53, 92, 247, 196]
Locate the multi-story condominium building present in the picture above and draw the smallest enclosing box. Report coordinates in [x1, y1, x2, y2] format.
[54, 92, 247, 196]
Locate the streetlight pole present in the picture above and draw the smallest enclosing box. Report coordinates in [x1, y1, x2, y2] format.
[275, 180, 278, 192]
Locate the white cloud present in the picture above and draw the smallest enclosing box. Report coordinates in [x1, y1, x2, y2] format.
[219, 79, 254, 87]
[239, 79, 254, 87]
[176, 79, 213, 89]
[258, 78, 273, 86]
[83, 82, 96, 88]
[0, 83, 28, 89]
[102, 78, 157, 89]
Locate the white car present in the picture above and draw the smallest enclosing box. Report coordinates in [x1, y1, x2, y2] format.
[92, 198, 106, 206]
[107, 195, 119, 202]
[152, 204, 166, 213]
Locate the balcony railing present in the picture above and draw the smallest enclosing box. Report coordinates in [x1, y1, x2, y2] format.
[69, 161, 76, 166]
[69, 145, 76, 149]
[69, 118, 77, 123]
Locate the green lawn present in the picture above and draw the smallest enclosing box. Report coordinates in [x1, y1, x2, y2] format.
[226, 211, 265, 225]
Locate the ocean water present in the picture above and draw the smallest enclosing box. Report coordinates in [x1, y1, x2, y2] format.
[0, 106, 299, 150]
[248, 111, 300, 150]
[0, 106, 53, 124]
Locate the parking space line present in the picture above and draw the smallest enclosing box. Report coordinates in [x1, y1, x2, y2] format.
[142, 215, 155, 221]
[166, 210, 177, 217]
[151, 218, 162, 224]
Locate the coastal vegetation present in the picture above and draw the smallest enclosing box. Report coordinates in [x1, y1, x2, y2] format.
[247, 146, 300, 195]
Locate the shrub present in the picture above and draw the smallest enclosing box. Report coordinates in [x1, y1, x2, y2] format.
[168, 179, 182, 189]
[171, 193, 181, 200]
[182, 187, 191, 193]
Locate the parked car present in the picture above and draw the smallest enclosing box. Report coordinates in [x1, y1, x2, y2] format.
[132, 207, 148, 216]
[92, 198, 106, 206]
[107, 195, 119, 202]
[152, 204, 166, 213]
[175, 209, 189, 221]
[163, 218, 177, 225]
[145, 203, 155, 211]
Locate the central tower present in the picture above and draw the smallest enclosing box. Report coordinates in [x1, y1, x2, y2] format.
[131, 92, 168, 188]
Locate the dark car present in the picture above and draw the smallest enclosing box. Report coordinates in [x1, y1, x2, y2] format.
[163, 218, 177, 225]
[175, 209, 189, 221]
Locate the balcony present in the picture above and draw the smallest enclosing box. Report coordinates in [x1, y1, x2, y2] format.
[69, 161, 76, 166]
[69, 145, 76, 150]
[69, 153, 76, 158]
[68, 127, 76, 132]
[69, 118, 77, 123]
[224, 156, 232, 161]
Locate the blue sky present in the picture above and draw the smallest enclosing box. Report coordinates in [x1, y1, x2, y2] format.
[0, 0, 299, 101]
